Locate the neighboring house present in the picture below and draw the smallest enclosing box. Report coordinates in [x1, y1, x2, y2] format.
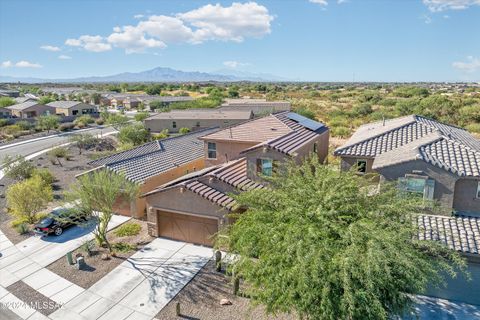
[0, 89, 20, 97]
[142, 111, 329, 246]
[219, 98, 291, 115]
[81, 128, 219, 219]
[334, 115, 480, 215]
[200, 111, 329, 167]
[0, 107, 12, 118]
[144, 109, 253, 133]
[14, 97, 37, 104]
[6, 101, 56, 118]
[109, 94, 193, 110]
[47, 101, 97, 116]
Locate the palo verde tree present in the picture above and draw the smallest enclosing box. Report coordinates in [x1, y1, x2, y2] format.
[69, 133, 97, 155]
[218, 157, 465, 320]
[37, 115, 60, 133]
[66, 170, 138, 252]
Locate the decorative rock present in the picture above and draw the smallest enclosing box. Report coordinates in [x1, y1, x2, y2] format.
[220, 299, 232, 306]
[101, 253, 110, 260]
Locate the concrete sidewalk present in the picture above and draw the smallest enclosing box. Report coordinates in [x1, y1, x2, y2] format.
[50, 238, 213, 320]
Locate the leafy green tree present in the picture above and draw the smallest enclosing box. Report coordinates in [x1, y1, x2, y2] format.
[37, 115, 59, 133]
[90, 93, 101, 105]
[2, 155, 36, 181]
[66, 170, 138, 252]
[6, 175, 53, 223]
[179, 127, 190, 134]
[105, 113, 129, 130]
[38, 96, 54, 105]
[145, 84, 162, 95]
[134, 112, 150, 122]
[69, 133, 97, 155]
[0, 97, 15, 108]
[118, 123, 150, 146]
[219, 158, 464, 320]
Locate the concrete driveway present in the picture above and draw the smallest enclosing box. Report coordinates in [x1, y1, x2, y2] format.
[50, 238, 213, 320]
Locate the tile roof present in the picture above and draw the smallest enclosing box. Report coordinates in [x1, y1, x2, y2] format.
[335, 115, 480, 177]
[145, 109, 252, 121]
[47, 101, 87, 109]
[6, 101, 42, 110]
[417, 214, 480, 255]
[87, 127, 218, 183]
[144, 158, 263, 210]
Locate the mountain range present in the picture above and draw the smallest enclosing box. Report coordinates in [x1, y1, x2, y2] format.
[0, 67, 289, 83]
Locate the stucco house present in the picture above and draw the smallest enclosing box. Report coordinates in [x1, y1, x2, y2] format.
[334, 115, 480, 215]
[47, 101, 97, 116]
[80, 128, 218, 218]
[142, 111, 329, 246]
[144, 109, 253, 133]
[0, 107, 12, 118]
[6, 101, 56, 118]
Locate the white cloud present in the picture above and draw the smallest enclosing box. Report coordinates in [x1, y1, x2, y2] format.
[65, 35, 111, 52]
[422, 14, 433, 23]
[1, 61, 13, 68]
[223, 60, 250, 68]
[134, 14, 144, 19]
[423, 0, 480, 12]
[66, 2, 274, 54]
[58, 55, 72, 60]
[40, 45, 61, 52]
[452, 56, 480, 73]
[309, 0, 328, 5]
[2, 60, 42, 68]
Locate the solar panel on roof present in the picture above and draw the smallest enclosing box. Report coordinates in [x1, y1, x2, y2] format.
[287, 112, 324, 131]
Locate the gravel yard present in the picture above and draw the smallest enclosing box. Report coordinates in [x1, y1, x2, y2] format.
[6, 281, 61, 316]
[46, 219, 154, 289]
[156, 260, 295, 320]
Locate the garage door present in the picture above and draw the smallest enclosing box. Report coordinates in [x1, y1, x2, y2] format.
[157, 211, 218, 246]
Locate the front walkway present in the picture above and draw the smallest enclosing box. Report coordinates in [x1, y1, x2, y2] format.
[50, 238, 213, 320]
[0, 215, 130, 319]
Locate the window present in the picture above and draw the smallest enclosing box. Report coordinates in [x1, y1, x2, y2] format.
[256, 158, 273, 176]
[207, 142, 217, 159]
[356, 160, 367, 174]
[172, 121, 177, 129]
[477, 181, 480, 199]
[313, 142, 318, 153]
[398, 175, 435, 201]
[72, 110, 78, 115]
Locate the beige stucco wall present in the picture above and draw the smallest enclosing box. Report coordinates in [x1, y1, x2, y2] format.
[453, 178, 480, 215]
[144, 118, 249, 133]
[11, 105, 56, 118]
[55, 103, 96, 116]
[203, 140, 258, 166]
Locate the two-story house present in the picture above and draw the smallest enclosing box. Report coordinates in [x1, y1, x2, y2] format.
[142, 111, 329, 246]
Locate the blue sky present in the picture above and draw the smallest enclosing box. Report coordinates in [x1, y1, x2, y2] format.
[0, 0, 479, 82]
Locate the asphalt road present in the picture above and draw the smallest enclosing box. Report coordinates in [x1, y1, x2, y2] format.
[0, 126, 117, 163]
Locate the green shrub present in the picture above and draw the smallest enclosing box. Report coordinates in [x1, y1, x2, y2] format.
[134, 112, 150, 122]
[118, 123, 150, 146]
[2, 155, 36, 180]
[114, 222, 142, 237]
[58, 122, 75, 131]
[295, 108, 316, 120]
[112, 242, 137, 253]
[32, 168, 55, 185]
[179, 127, 191, 134]
[152, 129, 169, 140]
[95, 118, 105, 125]
[2, 124, 22, 136]
[47, 147, 70, 166]
[466, 123, 480, 134]
[331, 126, 351, 138]
[16, 120, 33, 131]
[352, 103, 373, 117]
[0, 119, 9, 127]
[15, 223, 30, 235]
[74, 115, 94, 127]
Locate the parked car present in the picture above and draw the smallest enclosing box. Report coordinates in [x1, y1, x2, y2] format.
[34, 208, 87, 236]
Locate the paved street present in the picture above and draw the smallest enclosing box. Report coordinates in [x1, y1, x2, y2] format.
[0, 126, 117, 164]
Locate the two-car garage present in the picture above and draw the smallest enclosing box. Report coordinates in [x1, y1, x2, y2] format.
[156, 210, 219, 247]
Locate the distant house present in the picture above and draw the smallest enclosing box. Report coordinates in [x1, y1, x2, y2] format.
[219, 98, 291, 115]
[108, 94, 193, 110]
[142, 112, 329, 246]
[0, 107, 12, 118]
[144, 109, 253, 133]
[81, 128, 219, 218]
[334, 115, 480, 216]
[6, 102, 56, 118]
[14, 97, 38, 104]
[47, 101, 97, 116]
[0, 89, 20, 98]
